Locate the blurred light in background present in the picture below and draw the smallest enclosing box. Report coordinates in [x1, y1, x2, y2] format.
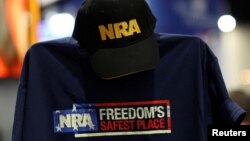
[39, 12, 75, 41]
[37, 0, 82, 41]
[48, 13, 75, 38]
[147, 0, 223, 35]
[0, 0, 40, 78]
[240, 70, 250, 85]
[218, 15, 236, 32]
[40, 0, 59, 7]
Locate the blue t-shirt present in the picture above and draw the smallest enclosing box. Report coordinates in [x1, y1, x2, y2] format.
[12, 33, 245, 141]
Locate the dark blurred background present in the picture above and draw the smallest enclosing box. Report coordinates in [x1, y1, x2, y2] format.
[228, 0, 250, 24]
[0, 0, 250, 140]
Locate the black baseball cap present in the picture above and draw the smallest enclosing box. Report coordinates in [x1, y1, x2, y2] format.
[73, 0, 159, 79]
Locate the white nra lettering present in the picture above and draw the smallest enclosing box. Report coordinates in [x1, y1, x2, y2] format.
[59, 113, 94, 129]
[98, 19, 141, 41]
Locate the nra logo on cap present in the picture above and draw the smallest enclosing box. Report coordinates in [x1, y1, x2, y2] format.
[98, 19, 141, 41]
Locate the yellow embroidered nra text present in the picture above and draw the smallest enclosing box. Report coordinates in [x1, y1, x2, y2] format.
[99, 19, 141, 41]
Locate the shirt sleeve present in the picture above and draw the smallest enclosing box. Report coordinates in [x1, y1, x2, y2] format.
[207, 58, 246, 125]
[12, 50, 30, 141]
[12, 82, 27, 141]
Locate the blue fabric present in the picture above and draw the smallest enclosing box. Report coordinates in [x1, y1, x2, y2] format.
[12, 34, 245, 141]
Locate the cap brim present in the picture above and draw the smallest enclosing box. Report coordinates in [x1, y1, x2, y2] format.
[90, 34, 159, 79]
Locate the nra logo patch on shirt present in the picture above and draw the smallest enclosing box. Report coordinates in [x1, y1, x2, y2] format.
[53, 100, 171, 138]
